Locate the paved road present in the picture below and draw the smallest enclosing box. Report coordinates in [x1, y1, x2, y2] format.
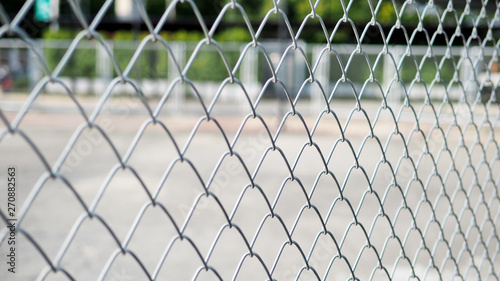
[0, 96, 498, 281]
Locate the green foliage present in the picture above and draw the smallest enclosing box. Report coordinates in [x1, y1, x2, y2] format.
[186, 46, 240, 82]
[41, 29, 206, 79]
[43, 44, 96, 78]
[113, 45, 134, 73]
[346, 0, 372, 23]
[238, 0, 266, 20]
[330, 30, 349, 43]
[41, 29, 97, 78]
[257, 0, 276, 19]
[40, 28, 245, 81]
[42, 28, 75, 39]
[11, 76, 29, 91]
[422, 11, 441, 26]
[136, 47, 169, 79]
[399, 55, 455, 85]
[377, 1, 397, 25]
[289, 0, 370, 23]
[68, 48, 96, 77]
[113, 42, 171, 79]
[112, 30, 135, 40]
[169, 30, 205, 41]
[400, 3, 420, 26]
[284, 0, 338, 22]
[214, 27, 252, 42]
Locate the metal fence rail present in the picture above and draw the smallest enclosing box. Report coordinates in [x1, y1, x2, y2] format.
[0, 0, 499, 280]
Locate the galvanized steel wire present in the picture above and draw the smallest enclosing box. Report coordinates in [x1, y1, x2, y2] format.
[1, 0, 500, 280]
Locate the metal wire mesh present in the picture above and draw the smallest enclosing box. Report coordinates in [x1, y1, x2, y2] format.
[1, 0, 500, 280]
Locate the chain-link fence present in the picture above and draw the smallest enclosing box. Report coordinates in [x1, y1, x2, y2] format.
[1, 0, 500, 280]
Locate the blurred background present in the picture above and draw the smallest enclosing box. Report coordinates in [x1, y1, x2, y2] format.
[1, 0, 499, 105]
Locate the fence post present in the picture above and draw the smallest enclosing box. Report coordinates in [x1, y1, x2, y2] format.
[28, 40, 43, 92]
[463, 46, 482, 103]
[241, 44, 257, 111]
[311, 44, 329, 112]
[169, 41, 185, 113]
[384, 46, 403, 106]
[294, 42, 305, 97]
[95, 40, 112, 96]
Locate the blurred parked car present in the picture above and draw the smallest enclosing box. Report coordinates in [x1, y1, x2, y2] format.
[479, 62, 500, 104]
[0, 65, 12, 92]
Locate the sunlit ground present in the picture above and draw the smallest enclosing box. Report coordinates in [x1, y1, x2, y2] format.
[1, 93, 499, 280]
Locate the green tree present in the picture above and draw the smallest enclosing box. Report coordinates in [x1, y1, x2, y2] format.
[288, 0, 371, 23]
